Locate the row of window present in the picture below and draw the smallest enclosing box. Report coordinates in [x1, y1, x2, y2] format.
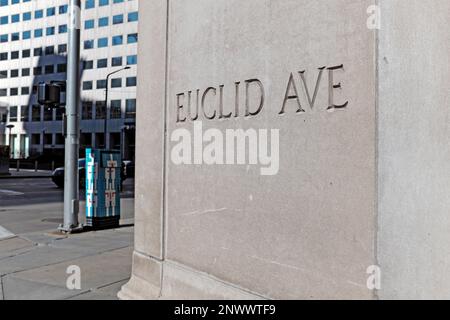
[0, 4, 68, 25]
[0, 76, 136, 97]
[3, 99, 136, 123]
[85, 11, 138, 29]
[0, 0, 133, 8]
[0, 55, 137, 81]
[0, 45, 68, 61]
[0, 26, 138, 44]
[83, 76, 137, 90]
[3, 133, 127, 149]
[1, 12, 137, 41]
[84, 33, 138, 49]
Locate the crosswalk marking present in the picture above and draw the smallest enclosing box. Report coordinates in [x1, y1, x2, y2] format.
[0, 189, 25, 196]
[0, 225, 14, 240]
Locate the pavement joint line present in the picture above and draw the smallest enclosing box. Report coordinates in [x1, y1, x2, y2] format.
[63, 289, 94, 300]
[0, 275, 4, 300]
[0, 246, 38, 262]
[0, 243, 132, 278]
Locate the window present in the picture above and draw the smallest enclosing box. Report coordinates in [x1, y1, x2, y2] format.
[112, 35, 123, 46]
[110, 100, 121, 119]
[20, 106, 29, 122]
[32, 105, 41, 122]
[44, 107, 53, 121]
[9, 106, 18, 122]
[127, 55, 137, 65]
[82, 81, 93, 90]
[112, 56, 122, 67]
[98, 37, 108, 48]
[45, 65, 54, 74]
[97, 59, 108, 68]
[125, 99, 136, 119]
[127, 33, 138, 44]
[97, 80, 107, 89]
[57, 64, 67, 73]
[98, 17, 108, 27]
[85, 19, 94, 29]
[21, 87, 29, 95]
[112, 14, 123, 25]
[111, 78, 122, 88]
[128, 12, 138, 22]
[83, 60, 93, 70]
[95, 101, 106, 119]
[58, 44, 67, 53]
[45, 46, 54, 55]
[82, 101, 93, 120]
[126, 77, 137, 87]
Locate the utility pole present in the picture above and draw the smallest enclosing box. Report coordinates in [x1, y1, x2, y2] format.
[104, 66, 130, 149]
[60, 0, 82, 233]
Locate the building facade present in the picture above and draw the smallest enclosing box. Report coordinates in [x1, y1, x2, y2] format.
[0, 0, 138, 160]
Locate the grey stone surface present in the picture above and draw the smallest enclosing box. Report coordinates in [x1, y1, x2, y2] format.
[122, 0, 450, 300]
[377, 0, 450, 299]
[123, 0, 377, 300]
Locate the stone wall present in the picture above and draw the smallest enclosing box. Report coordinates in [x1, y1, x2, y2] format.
[119, 0, 450, 299]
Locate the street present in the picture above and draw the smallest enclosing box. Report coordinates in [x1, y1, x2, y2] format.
[0, 177, 135, 300]
[0, 178, 135, 234]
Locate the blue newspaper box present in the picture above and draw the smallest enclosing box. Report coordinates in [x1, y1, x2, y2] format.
[85, 149, 121, 229]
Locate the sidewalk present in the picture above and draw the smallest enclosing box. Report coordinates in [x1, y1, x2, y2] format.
[0, 169, 53, 179]
[0, 226, 133, 300]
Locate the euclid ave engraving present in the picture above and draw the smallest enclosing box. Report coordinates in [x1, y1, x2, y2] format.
[176, 64, 348, 123]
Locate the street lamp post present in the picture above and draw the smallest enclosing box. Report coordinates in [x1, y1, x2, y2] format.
[104, 66, 130, 150]
[60, 0, 82, 233]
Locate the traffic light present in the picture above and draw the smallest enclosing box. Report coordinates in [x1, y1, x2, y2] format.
[37, 82, 65, 108]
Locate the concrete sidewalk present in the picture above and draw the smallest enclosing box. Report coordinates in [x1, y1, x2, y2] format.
[0, 169, 53, 179]
[0, 226, 133, 300]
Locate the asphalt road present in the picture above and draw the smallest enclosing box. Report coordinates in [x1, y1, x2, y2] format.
[0, 178, 135, 235]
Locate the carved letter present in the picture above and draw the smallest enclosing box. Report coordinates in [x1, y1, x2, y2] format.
[201, 87, 217, 120]
[176, 93, 186, 123]
[299, 67, 325, 110]
[187, 90, 199, 121]
[280, 73, 304, 115]
[235, 82, 240, 118]
[245, 79, 265, 117]
[219, 85, 232, 119]
[327, 65, 349, 111]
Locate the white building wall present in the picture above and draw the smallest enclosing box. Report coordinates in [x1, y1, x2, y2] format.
[0, 0, 138, 159]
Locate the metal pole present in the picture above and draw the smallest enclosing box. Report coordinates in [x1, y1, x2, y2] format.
[104, 67, 130, 150]
[60, 0, 82, 233]
[104, 75, 109, 150]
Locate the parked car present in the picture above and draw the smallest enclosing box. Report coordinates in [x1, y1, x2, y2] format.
[51, 159, 86, 189]
[122, 160, 135, 179]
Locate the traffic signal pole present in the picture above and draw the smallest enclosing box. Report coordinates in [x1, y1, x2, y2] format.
[60, 0, 82, 233]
